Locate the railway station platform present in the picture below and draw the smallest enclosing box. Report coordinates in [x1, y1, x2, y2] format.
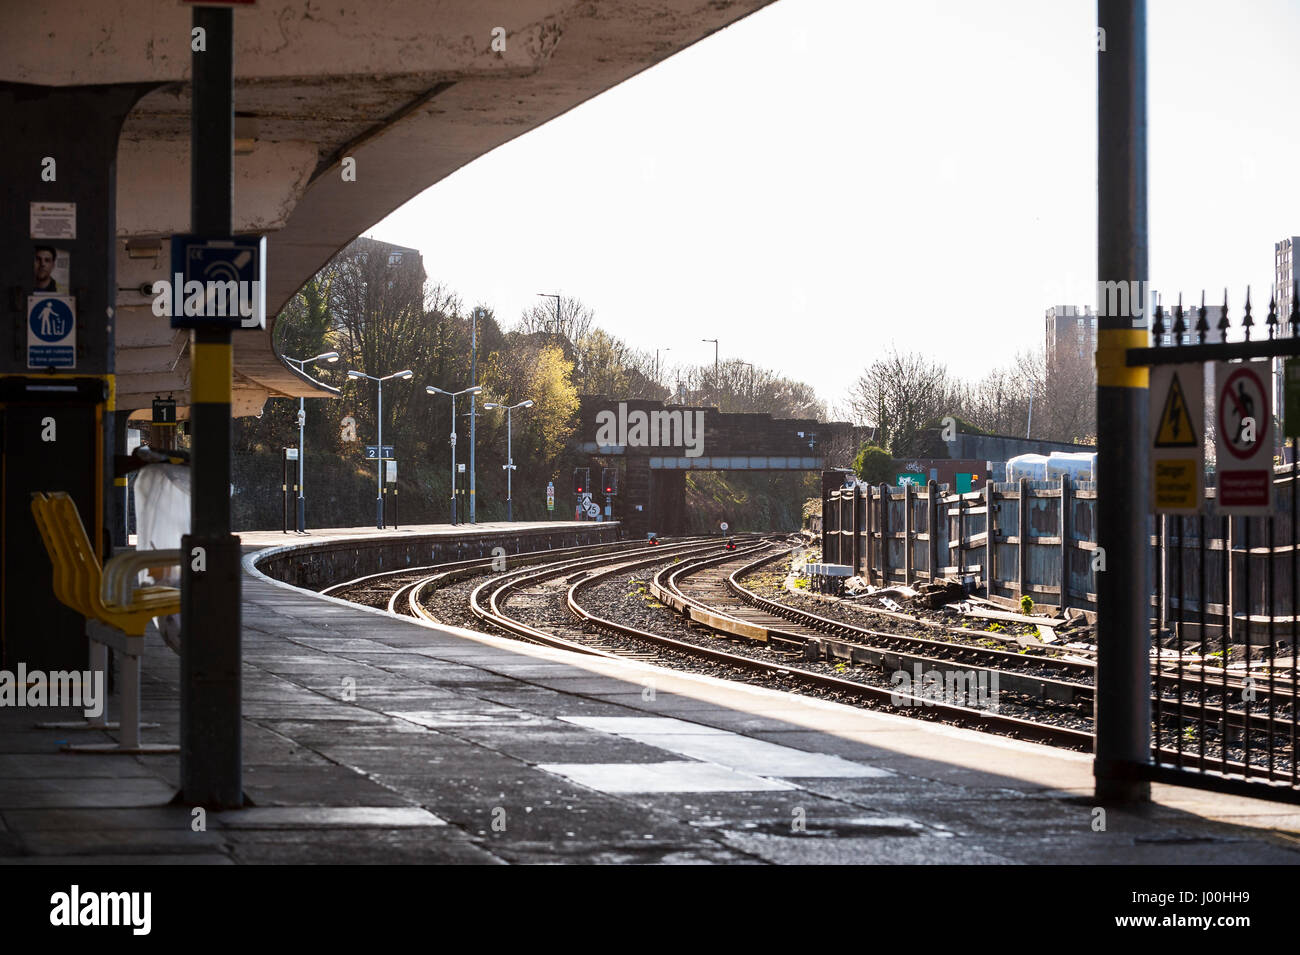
[1, 528, 1299, 865]
[236, 519, 593, 547]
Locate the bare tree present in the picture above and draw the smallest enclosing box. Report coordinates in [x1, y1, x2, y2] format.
[516, 296, 595, 345]
[847, 347, 954, 455]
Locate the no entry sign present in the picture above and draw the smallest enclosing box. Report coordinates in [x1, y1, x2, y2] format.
[1215, 360, 1273, 513]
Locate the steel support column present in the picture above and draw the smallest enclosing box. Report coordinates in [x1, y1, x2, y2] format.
[180, 5, 242, 808]
[1094, 0, 1151, 803]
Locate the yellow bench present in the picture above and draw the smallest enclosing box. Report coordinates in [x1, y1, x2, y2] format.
[30, 491, 182, 754]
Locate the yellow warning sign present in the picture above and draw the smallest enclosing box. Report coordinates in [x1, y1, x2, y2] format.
[1154, 372, 1197, 447]
[1148, 364, 1204, 515]
[1153, 459, 1198, 511]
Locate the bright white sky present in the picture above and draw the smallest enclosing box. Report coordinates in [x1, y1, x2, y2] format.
[371, 0, 1300, 415]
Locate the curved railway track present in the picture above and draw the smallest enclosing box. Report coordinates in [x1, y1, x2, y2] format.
[321, 535, 1295, 775]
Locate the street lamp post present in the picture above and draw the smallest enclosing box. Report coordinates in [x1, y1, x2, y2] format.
[655, 347, 670, 387]
[484, 399, 534, 521]
[538, 292, 561, 336]
[740, 361, 754, 406]
[347, 368, 413, 529]
[428, 385, 481, 524]
[702, 338, 718, 404]
[284, 350, 339, 532]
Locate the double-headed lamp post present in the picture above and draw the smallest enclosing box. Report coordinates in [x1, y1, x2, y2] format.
[483, 399, 533, 521]
[427, 384, 481, 524]
[283, 350, 339, 532]
[346, 368, 413, 529]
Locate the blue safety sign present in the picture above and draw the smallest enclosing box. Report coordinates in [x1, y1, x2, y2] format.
[27, 294, 76, 369]
[167, 234, 266, 330]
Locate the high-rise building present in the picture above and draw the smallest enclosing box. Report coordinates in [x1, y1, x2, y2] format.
[1272, 237, 1300, 417]
[1154, 299, 1224, 346]
[1278, 237, 1300, 324]
[1045, 305, 1096, 364]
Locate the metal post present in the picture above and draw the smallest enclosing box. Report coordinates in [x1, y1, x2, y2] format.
[985, 480, 995, 594]
[297, 395, 305, 532]
[470, 309, 477, 524]
[903, 480, 914, 585]
[506, 407, 513, 522]
[1095, 0, 1151, 803]
[375, 379, 384, 529]
[1060, 474, 1073, 609]
[450, 394, 457, 525]
[927, 479, 940, 582]
[181, 4, 241, 808]
[282, 452, 288, 534]
[1018, 476, 1030, 600]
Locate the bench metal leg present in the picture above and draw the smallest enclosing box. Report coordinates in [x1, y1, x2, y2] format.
[59, 622, 176, 755]
[34, 638, 161, 733]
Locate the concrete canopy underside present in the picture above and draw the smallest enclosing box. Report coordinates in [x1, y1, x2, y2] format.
[4, 0, 775, 417]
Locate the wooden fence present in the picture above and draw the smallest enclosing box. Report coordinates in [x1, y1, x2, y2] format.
[822, 478, 1098, 613]
[822, 473, 1300, 634]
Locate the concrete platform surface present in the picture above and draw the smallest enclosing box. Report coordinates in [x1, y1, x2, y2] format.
[238, 519, 603, 547]
[1, 543, 1298, 864]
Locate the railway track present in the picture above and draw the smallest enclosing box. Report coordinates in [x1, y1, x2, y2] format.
[323, 534, 1295, 775]
[703, 544, 1297, 782]
[392, 536, 1096, 747]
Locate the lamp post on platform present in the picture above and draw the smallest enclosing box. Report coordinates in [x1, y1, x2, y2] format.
[428, 384, 481, 524]
[347, 368, 413, 529]
[283, 350, 339, 532]
[483, 399, 534, 521]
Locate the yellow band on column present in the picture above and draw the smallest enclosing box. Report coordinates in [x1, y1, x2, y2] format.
[1095, 328, 1149, 388]
[191, 342, 233, 404]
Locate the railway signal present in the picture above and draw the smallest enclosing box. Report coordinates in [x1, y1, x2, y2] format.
[601, 467, 618, 495]
[573, 467, 589, 495]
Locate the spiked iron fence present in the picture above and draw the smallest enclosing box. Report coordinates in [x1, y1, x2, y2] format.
[820, 285, 1300, 802]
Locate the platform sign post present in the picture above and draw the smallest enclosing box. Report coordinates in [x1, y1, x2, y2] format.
[1215, 359, 1273, 514]
[1148, 364, 1203, 514]
[385, 459, 397, 529]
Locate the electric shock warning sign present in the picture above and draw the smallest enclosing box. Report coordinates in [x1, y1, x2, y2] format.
[1148, 364, 1203, 514]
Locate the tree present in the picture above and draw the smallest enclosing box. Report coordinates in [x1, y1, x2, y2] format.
[517, 295, 595, 348]
[853, 444, 893, 484]
[329, 238, 438, 446]
[847, 347, 954, 456]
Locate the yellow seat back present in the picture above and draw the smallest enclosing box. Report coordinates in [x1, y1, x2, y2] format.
[49, 492, 177, 635]
[47, 493, 106, 618]
[30, 493, 88, 616]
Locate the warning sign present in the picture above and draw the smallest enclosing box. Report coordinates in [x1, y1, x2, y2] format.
[1154, 373, 1198, 447]
[1215, 360, 1273, 513]
[1149, 364, 1203, 514]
